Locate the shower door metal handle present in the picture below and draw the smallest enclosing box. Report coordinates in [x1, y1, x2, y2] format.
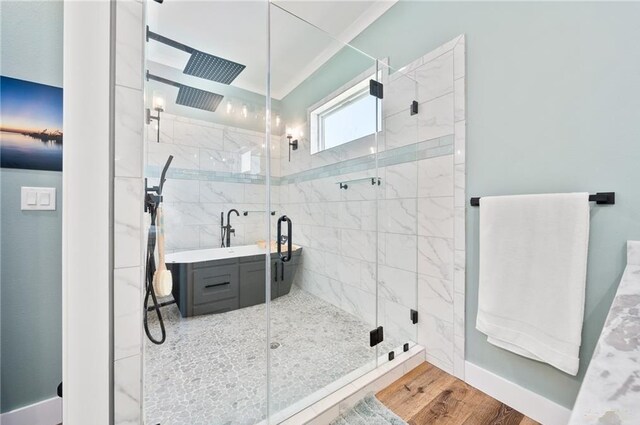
[277, 215, 292, 262]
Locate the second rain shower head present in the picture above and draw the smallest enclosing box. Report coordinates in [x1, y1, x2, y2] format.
[147, 71, 224, 113]
[147, 27, 246, 85]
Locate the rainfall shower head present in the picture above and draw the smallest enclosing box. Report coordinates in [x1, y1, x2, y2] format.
[184, 51, 246, 85]
[175, 85, 224, 112]
[147, 27, 246, 85]
[147, 71, 224, 113]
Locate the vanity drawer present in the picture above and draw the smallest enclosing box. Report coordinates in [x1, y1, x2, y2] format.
[193, 297, 239, 316]
[192, 265, 239, 306]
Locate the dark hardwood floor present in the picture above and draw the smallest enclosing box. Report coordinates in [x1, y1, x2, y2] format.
[376, 362, 540, 425]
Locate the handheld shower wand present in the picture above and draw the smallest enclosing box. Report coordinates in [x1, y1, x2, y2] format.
[158, 154, 173, 192]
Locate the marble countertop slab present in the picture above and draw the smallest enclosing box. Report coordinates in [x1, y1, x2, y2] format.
[569, 241, 640, 425]
[166, 242, 302, 263]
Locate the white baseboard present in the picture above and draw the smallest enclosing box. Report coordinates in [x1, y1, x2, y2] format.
[0, 397, 62, 425]
[465, 361, 571, 425]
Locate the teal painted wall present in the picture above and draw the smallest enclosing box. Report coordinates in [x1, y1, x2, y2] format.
[0, 1, 63, 413]
[280, 46, 374, 124]
[281, 1, 640, 408]
[0, 171, 63, 412]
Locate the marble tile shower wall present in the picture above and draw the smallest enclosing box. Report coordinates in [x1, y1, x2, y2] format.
[113, 1, 144, 424]
[278, 35, 466, 378]
[145, 113, 282, 252]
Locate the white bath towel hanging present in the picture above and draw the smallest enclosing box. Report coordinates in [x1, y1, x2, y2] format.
[476, 193, 590, 375]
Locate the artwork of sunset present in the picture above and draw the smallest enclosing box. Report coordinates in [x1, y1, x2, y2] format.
[1, 76, 63, 171]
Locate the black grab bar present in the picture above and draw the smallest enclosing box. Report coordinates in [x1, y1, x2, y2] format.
[277, 215, 292, 262]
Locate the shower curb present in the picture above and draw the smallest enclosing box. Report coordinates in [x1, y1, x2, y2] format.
[273, 345, 425, 425]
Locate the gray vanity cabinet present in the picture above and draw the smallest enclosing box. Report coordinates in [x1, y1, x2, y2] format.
[192, 263, 239, 316]
[238, 256, 302, 307]
[238, 257, 278, 308]
[168, 248, 301, 317]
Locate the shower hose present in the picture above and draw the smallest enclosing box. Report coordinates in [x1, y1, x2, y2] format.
[143, 155, 173, 345]
[144, 200, 167, 345]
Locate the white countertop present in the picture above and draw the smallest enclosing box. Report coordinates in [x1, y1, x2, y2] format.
[569, 241, 640, 424]
[166, 243, 301, 264]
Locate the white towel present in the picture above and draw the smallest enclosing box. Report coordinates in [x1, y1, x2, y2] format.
[476, 193, 590, 375]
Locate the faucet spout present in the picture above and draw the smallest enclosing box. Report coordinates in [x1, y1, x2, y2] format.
[224, 209, 240, 247]
[227, 208, 240, 224]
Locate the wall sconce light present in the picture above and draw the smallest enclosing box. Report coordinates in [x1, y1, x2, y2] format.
[275, 114, 281, 127]
[226, 100, 233, 114]
[146, 92, 165, 143]
[241, 104, 248, 118]
[286, 132, 298, 162]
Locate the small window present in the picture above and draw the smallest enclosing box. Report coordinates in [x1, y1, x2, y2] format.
[310, 76, 380, 154]
[240, 150, 252, 173]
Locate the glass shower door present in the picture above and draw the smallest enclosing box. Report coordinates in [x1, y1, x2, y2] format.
[267, 4, 383, 421]
[141, 2, 422, 424]
[376, 62, 420, 362]
[142, 2, 273, 424]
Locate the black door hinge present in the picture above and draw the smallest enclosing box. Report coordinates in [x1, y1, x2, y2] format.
[410, 100, 419, 115]
[369, 326, 384, 347]
[411, 309, 418, 324]
[369, 80, 384, 99]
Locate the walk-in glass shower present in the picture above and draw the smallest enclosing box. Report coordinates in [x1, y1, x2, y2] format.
[142, 2, 422, 423]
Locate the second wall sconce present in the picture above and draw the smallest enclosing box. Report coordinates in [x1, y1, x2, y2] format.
[286, 134, 298, 162]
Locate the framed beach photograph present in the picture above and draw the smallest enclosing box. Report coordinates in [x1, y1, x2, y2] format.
[0, 76, 63, 172]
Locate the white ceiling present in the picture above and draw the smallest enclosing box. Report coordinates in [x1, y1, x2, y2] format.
[146, 1, 396, 100]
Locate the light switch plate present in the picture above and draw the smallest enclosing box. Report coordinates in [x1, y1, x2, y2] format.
[21, 187, 56, 211]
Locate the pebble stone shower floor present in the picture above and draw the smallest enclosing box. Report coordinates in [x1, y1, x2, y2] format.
[145, 285, 402, 425]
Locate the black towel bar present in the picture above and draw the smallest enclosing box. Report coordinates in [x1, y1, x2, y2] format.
[470, 192, 615, 207]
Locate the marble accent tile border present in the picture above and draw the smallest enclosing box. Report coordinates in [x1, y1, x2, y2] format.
[144, 135, 454, 186]
[145, 165, 267, 183]
[282, 135, 453, 185]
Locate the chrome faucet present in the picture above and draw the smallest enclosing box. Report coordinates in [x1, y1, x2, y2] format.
[221, 209, 240, 247]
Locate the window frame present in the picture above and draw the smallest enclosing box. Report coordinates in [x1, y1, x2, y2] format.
[308, 70, 380, 155]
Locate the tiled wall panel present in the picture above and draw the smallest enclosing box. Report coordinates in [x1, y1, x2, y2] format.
[113, 1, 144, 424]
[280, 35, 466, 378]
[145, 113, 280, 252]
[452, 35, 466, 379]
